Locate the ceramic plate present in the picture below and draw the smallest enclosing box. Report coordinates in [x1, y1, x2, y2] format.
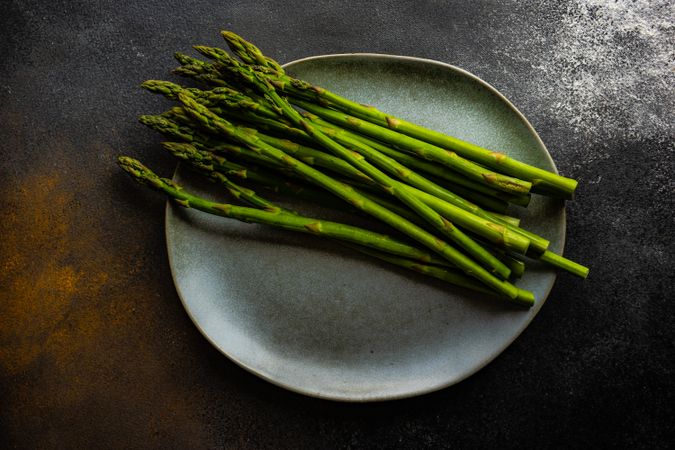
[165, 54, 565, 401]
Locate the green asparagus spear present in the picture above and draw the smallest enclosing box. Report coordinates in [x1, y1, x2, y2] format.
[118, 156, 534, 306]
[182, 66, 516, 279]
[220, 30, 284, 74]
[177, 91, 527, 298]
[141, 80, 586, 276]
[293, 99, 533, 196]
[178, 32, 576, 198]
[216, 30, 576, 198]
[140, 107, 532, 256]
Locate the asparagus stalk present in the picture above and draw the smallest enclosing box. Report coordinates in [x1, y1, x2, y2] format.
[118, 156, 534, 306]
[332, 127, 531, 207]
[194, 44, 533, 197]
[215, 136, 531, 257]
[177, 91, 528, 298]
[223, 114, 584, 273]
[489, 213, 520, 227]
[221, 101, 548, 255]
[163, 141, 433, 231]
[342, 244, 501, 298]
[188, 65, 519, 279]
[144, 82, 514, 213]
[151, 85, 534, 241]
[210, 114, 534, 253]
[141, 107, 533, 256]
[293, 99, 533, 196]
[178, 33, 576, 198]
[142, 81, 586, 276]
[171, 54, 231, 88]
[208, 102, 514, 213]
[117, 156, 436, 266]
[219, 34, 577, 199]
[311, 92, 578, 199]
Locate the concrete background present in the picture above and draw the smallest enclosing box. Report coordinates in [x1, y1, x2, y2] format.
[1, 0, 673, 448]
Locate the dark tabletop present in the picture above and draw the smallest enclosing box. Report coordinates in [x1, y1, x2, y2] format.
[1, 0, 673, 448]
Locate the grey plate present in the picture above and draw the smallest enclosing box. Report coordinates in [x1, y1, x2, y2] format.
[165, 54, 565, 402]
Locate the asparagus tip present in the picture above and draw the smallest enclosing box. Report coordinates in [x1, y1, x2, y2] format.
[161, 141, 200, 160]
[117, 156, 153, 183]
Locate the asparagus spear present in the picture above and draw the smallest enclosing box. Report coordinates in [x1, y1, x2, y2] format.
[208, 99, 550, 255]
[154, 66, 511, 269]
[146, 84, 530, 231]
[117, 156, 433, 266]
[218, 30, 576, 198]
[144, 83, 516, 214]
[177, 92, 528, 298]
[186, 66, 519, 279]
[178, 32, 576, 198]
[118, 156, 534, 306]
[294, 99, 533, 195]
[141, 106, 536, 255]
[142, 81, 586, 276]
[208, 109, 588, 277]
[310, 91, 577, 199]
[163, 141, 433, 230]
[220, 30, 284, 74]
[330, 127, 532, 207]
[193, 44, 533, 197]
[342, 244, 502, 299]
[141, 107, 533, 256]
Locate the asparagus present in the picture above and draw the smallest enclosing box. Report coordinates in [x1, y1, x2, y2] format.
[214, 117, 534, 253]
[235, 103, 547, 254]
[117, 156, 435, 266]
[342, 244, 501, 298]
[312, 93, 578, 199]
[171, 55, 230, 88]
[142, 104, 539, 259]
[293, 99, 533, 195]
[145, 42, 587, 277]
[163, 143, 543, 283]
[211, 101, 513, 213]
[150, 85, 533, 242]
[333, 128, 531, 208]
[194, 44, 533, 197]
[221, 30, 577, 197]
[118, 156, 533, 306]
[145, 83, 513, 214]
[179, 32, 576, 199]
[220, 30, 284, 74]
[142, 105, 534, 258]
[193, 68, 521, 278]
[211, 105, 583, 273]
[163, 141, 434, 230]
[226, 53, 576, 198]
[160, 63, 512, 270]
[187, 74, 528, 262]
[177, 91, 530, 298]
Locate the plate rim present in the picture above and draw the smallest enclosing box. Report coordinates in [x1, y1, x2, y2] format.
[164, 53, 566, 402]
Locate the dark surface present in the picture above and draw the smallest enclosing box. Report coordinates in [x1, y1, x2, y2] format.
[1, 0, 673, 448]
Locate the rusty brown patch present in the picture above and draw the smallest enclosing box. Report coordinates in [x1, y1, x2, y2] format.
[0, 92, 211, 448]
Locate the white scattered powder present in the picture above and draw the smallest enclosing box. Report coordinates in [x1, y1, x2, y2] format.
[503, 0, 674, 142]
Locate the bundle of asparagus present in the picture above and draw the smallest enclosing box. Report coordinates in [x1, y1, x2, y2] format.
[118, 31, 588, 308]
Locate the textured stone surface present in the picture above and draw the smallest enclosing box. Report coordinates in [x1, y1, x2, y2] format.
[0, 0, 672, 448]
